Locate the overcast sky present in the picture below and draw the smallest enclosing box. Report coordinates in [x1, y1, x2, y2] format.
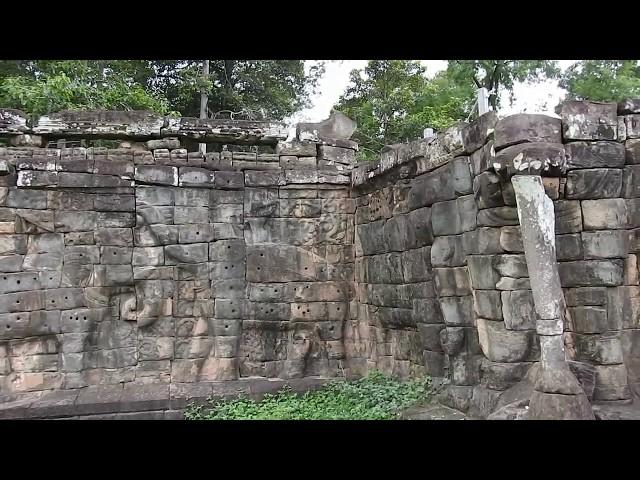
[288, 60, 577, 125]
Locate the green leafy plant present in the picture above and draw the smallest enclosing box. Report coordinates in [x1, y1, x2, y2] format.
[184, 371, 432, 420]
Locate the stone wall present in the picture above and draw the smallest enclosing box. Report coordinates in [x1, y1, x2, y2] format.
[0, 110, 358, 400]
[2, 100, 640, 419]
[351, 100, 640, 417]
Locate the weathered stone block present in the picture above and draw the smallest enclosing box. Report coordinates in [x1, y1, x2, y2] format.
[244, 188, 279, 217]
[136, 206, 174, 225]
[132, 247, 164, 266]
[174, 188, 209, 207]
[53, 211, 98, 232]
[431, 235, 466, 267]
[556, 233, 583, 261]
[210, 204, 243, 224]
[131, 225, 177, 248]
[439, 296, 474, 327]
[607, 286, 640, 329]
[575, 333, 624, 365]
[501, 290, 536, 330]
[97, 212, 135, 229]
[564, 287, 608, 307]
[93, 265, 133, 286]
[178, 167, 215, 187]
[244, 170, 285, 187]
[134, 166, 177, 186]
[276, 140, 317, 157]
[480, 360, 532, 391]
[558, 260, 623, 287]
[7, 189, 47, 210]
[622, 165, 640, 198]
[472, 289, 502, 320]
[214, 172, 244, 189]
[565, 141, 624, 169]
[408, 162, 458, 209]
[467, 255, 501, 290]
[477, 207, 519, 227]
[593, 364, 631, 401]
[493, 254, 528, 278]
[433, 196, 477, 236]
[434, 267, 471, 297]
[177, 224, 215, 244]
[565, 168, 622, 199]
[473, 171, 504, 209]
[136, 186, 174, 206]
[625, 138, 640, 164]
[173, 206, 209, 225]
[97, 247, 133, 265]
[164, 243, 208, 264]
[462, 227, 503, 255]
[401, 247, 431, 282]
[494, 114, 562, 149]
[477, 318, 539, 362]
[582, 230, 628, 259]
[560, 100, 618, 141]
[554, 200, 583, 233]
[582, 199, 627, 230]
[461, 111, 497, 154]
[499, 226, 523, 252]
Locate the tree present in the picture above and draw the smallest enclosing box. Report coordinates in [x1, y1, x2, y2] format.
[559, 60, 640, 102]
[446, 60, 561, 112]
[0, 60, 325, 120]
[151, 60, 324, 120]
[335, 60, 474, 160]
[0, 60, 169, 116]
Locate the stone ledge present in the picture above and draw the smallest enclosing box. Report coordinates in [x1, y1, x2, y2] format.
[0, 377, 332, 419]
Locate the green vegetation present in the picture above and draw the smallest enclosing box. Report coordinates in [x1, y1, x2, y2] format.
[184, 371, 432, 420]
[560, 60, 640, 102]
[0, 60, 324, 119]
[335, 60, 561, 161]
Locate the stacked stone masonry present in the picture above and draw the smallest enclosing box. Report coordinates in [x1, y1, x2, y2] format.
[1, 102, 640, 419]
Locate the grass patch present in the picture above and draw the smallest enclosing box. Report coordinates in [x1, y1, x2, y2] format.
[184, 371, 432, 420]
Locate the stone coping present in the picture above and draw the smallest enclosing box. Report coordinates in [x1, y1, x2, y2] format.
[0, 377, 330, 420]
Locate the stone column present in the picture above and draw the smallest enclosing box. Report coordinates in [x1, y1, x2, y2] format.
[512, 175, 594, 419]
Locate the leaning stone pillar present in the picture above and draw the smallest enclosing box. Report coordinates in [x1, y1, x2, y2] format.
[512, 175, 594, 420]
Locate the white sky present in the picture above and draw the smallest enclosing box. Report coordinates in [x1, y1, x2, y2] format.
[288, 60, 577, 126]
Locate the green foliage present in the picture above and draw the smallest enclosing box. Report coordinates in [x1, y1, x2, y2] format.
[446, 60, 561, 110]
[184, 371, 432, 420]
[0, 60, 169, 116]
[335, 61, 474, 161]
[0, 60, 324, 120]
[559, 60, 640, 102]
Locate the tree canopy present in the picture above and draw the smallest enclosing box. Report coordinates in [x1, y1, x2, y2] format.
[559, 60, 640, 102]
[334, 60, 561, 160]
[334, 60, 474, 160]
[445, 60, 561, 111]
[0, 60, 324, 120]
